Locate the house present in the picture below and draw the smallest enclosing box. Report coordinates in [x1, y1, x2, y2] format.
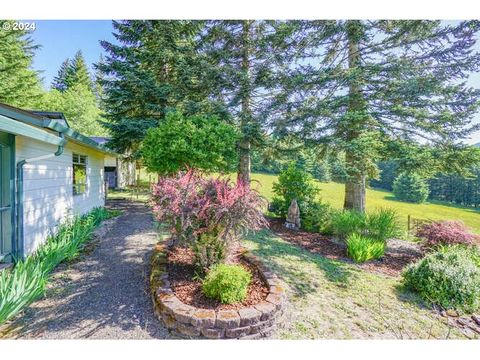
[90, 137, 137, 189]
[0, 102, 116, 264]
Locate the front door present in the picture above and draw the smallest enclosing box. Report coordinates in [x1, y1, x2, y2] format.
[0, 131, 14, 263]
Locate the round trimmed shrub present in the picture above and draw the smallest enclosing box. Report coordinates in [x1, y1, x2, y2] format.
[393, 172, 429, 203]
[402, 246, 480, 313]
[202, 264, 252, 304]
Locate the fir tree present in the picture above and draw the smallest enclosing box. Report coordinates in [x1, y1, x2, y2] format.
[98, 20, 214, 156]
[201, 20, 296, 184]
[275, 20, 480, 212]
[0, 20, 43, 107]
[51, 51, 92, 92]
[51, 59, 73, 92]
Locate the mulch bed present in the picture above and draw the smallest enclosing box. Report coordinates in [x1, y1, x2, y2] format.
[166, 247, 269, 310]
[268, 218, 423, 277]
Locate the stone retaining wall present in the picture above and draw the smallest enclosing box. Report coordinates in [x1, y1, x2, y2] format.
[150, 242, 286, 339]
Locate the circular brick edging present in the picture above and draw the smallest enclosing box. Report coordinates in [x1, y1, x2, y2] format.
[150, 242, 286, 339]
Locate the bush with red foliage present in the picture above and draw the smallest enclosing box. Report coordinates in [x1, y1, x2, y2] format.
[415, 220, 479, 249]
[151, 170, 268, 264]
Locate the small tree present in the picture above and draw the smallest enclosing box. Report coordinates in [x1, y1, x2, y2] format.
[393, 173, 429, 203]
[271, 163, 320, 217]
[142, 112, 239, 175]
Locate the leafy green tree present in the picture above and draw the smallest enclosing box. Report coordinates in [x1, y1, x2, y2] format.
[201, 20, 296, 184]
[0, 20, 43, 108]
[274, 20, 480, 212]
[271, 163, 320, 217]
[98, 20, 216, 157]
[43, 84, 108, 136]
[393, 172, 430, 203]
[142, 112, 239, 175]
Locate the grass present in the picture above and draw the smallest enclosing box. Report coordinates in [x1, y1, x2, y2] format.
[244, 229, 470, 339]
[248, 173, 480, 234]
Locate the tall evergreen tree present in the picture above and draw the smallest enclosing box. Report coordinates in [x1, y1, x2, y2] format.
[0, 20, 43, 107]
[51, 50, 92, 92]
[275, 20, 480, 212]
[201, 20, 296, 184]
[98, 20, 214, 156]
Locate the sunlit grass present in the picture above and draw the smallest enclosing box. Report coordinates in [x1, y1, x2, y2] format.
[249, 173, 480, 234]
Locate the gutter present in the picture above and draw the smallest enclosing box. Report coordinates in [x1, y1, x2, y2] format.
[15, 132, 66, 260]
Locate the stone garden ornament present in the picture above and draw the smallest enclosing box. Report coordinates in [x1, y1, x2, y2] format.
[285, 199, 300, 230]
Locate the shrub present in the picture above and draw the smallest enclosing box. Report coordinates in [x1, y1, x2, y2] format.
[202, 264, 252, 304]
[403, 246, 480, 313]
[416, 220, 479, 250]
[331, 209, 400, 242]
[192, 229, 227, 274]
[271, 163, 320, 218]
[366, 208, 401, 242]
[151, 170, 268, 268]
[142, 111, 239, 175]
[0, 207, 112, 325]
[393, 172, 429, 203]
[346, 233, 386, 263]
[330, 210, 366, 240]
[301, 201, 335, 234]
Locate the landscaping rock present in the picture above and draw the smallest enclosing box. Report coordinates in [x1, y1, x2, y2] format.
[250, 319, 274, 334]
[266, 293, 284, 310]
[472, 315, 480, 326]
[225, 326, 251, 338]
[254, 301, 276, 321]
[216, 310, 241, 329]
[191, 309, 216, 328]
[177, 322, 201, 337]
[172, 303, 195, 324]
[201, 327, 225, 339]
[238, 307, 262, 327]
[446, 309, 459, 317]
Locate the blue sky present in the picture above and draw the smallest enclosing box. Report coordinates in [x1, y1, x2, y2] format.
[27, 20, 480, 144]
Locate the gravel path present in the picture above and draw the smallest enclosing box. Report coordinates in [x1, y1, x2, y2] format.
[3, 200, 170, 339]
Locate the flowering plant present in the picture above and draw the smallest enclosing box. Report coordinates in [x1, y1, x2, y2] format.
[151, 169, 268, 268]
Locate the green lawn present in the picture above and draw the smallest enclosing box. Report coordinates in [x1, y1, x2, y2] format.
[249, 173, 480, 234]
[244, 229, 470, 339]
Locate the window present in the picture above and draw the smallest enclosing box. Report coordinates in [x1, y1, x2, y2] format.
[73, 153, 87, 195]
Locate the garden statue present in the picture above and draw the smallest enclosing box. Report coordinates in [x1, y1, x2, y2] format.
[285, 199, 300, 230]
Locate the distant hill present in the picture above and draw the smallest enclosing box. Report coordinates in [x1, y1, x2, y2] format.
[475, 142, 480, 148]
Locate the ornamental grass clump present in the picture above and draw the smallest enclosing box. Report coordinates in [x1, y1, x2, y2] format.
[415, 220, 479, 250]
[402, 245, 480, 313]
[202, 264, 252, 304]
[346, 233, 386, 263]
[151, 169, 268, 271]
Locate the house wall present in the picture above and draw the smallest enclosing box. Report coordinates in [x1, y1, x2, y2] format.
[16, 136, 105, 255]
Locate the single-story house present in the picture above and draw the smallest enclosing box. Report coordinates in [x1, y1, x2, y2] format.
[0, 102, 116, 265]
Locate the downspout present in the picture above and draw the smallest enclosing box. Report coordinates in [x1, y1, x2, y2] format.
[15, 132, 65, 261]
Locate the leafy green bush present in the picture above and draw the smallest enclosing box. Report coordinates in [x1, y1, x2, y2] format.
[403, 246, 480, 313]
[142, 111, 239, 175]
[0, 207, 114, 325]
[202, 264, 252, 304]
[330, 210, 366, 240]
[366, 208, 401, 242]
[346, 233, 386, 263]
[393, 172, 429, 203]
[331, 209, 400, 242]
[271, 163, 320, 218]
[301, 201, 335, 234]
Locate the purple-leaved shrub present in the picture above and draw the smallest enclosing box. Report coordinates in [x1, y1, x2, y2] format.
[416, 220, 479, 250]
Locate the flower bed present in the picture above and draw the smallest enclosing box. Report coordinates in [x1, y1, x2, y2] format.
[150, 241, 286, 339]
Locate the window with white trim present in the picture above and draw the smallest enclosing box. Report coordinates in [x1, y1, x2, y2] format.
[73, 153, 87, 195]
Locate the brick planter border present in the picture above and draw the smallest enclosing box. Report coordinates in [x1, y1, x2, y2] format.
[150, 241, 286, 339]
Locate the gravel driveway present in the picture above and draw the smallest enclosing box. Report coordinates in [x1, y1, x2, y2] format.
[3, 200, 170, 339]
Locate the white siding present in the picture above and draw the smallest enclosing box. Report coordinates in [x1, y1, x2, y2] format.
[16, 136, 106, 255]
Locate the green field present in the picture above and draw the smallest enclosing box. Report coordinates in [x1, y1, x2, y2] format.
[249, 173, 480, 234]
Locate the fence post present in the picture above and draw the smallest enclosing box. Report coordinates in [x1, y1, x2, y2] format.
[407, 214, 411, 238]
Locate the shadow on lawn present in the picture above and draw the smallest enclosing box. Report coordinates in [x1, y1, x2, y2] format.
[245, 229, 355, 298]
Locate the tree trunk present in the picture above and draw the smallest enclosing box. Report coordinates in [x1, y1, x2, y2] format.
[343, 20, 367, 212]
[237, 20, 252, 186]
[343, 151, 366, 212]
